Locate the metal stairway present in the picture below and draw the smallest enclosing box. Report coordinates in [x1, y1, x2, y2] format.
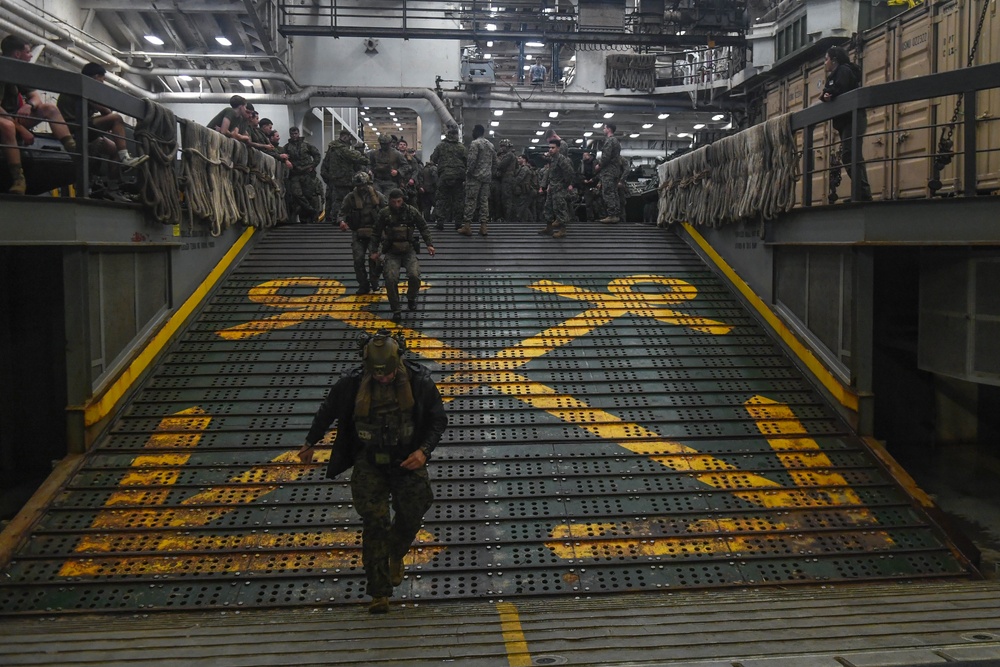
[0, 220, 975, 615]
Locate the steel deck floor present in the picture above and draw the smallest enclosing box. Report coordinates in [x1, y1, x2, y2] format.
[0, 220, 976, 615]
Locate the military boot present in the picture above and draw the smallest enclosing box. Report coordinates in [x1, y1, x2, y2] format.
[552, 227, 567, 238]
[368, 597, 389, 614]
[479, 222, 489, 236]
[390, 556, 405, 586]
[8, 166, 26, 195]
[457, 223, 472, 236]
[538, 223, 554, 236]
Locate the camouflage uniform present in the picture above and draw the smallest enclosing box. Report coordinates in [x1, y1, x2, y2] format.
[495, 140, 518, 221]
[370, 138, 405, 196]
[372, 199, 435, 318]
[511, 160, 537, 222]
[429, 129, 467, 230]
[597, 132, 623, 220]
[462, 135, 497, 233]
[322, 134, 371, 223]
[416, 162, 438, 223]
[284, 135, 324, 224]
[542, 147, 576, 236]
[303, 355, 447, 603]
[397, 151, 421, 204]
[339, 176, 386, 294]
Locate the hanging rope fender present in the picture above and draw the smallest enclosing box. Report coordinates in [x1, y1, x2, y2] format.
[656, 113, 797, 228]
[134, 100, 183, 226]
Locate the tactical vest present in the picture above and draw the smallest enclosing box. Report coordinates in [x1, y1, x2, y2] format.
[346, 187, 381, 236]
[354, 384, 415, 465]
[372, 149, 398, 181]
[385, 211, 415, 253]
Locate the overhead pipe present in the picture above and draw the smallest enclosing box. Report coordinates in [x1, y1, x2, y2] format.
[447, 89, 667, 111]
[0, 0, 302, 90]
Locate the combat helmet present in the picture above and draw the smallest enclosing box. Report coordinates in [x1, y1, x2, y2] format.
[360, 329, 405, 376]
[353, 171, 372, 186]
[378, 134, 391, 146]
[499, 138, 513, 149]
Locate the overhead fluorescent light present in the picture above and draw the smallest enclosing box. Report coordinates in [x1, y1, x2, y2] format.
[215, 36, 232, 46]
[493, 110, 504, 116]
[240, 79, 254, 87]
[490, 120, 500, 127]
[525, 54, 533, 61]
[531, 138, 540, 143]
[535, 131, 544, 136]
[657, 113, 670, 120]
[177, 75, 193, 82]
[389, 111, 396, 116]
[484, 53, 492, 59]
[642, 123, 654, 129]
[548, 111, 559, 118]
[575, 138, 583, 144]
[712, 114, 726, 121]
[593, 123, 603, 129]
[629, 133, 640, 138]
[540, 121, 550, 127]
[693, 123, 706, 129]
[583, 131, 593, 137]
[525, 41, 545, 48]
[485, 23, 497, 31]
[487, 41, 494, 47]
[143, 35, 165, 46]
[603, 112, 615, 119]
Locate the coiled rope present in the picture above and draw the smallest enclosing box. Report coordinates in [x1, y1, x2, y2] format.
[605, 54, 656, 92]
[657, 112, 797, 228]
[180, 121, 240, 237]
[134, 100, 183, 225]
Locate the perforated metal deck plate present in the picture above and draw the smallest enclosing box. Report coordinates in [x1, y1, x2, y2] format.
[0, 221, 973, 614]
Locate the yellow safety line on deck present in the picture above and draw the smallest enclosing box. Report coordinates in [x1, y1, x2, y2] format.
[496, 602, 533, 667]
[83, 227, 256, 426]
[681, 222, 859, 412]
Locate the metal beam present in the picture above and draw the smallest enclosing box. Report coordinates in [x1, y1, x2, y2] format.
[278, 25, 746, 47]
[78, 0, 247, 12]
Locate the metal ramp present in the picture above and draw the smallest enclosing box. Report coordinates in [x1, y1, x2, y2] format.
[0, 220, 974, 615]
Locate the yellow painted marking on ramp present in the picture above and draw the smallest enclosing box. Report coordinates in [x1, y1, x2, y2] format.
[62, 411, 444, 576]
[543, 396, 887, 561]
[496, 602, 533, 667]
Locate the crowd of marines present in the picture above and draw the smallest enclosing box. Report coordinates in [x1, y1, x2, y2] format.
[206, 97, 633, 320]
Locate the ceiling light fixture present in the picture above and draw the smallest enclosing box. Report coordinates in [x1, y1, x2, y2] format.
[693, 123, 705, 130]
[603, 112, 615, 119]
[658, 113, 670, 120]
[583, 131, 593, 137]
[712, 114, 726, 121]
[548, 111, 559, 118]
[629, 133, 640, 138]
[593, 123, 603, 129]
[493, 110, 504, 116]
[535, 130, 545, 136]
[177, 75, 193, 81]
[485, 23, 497, 31]
[239, 79, 254, 87]
[525, 41, 544, 47]
[531, 138, 539, 143]
[540, 121, 550, 127]
[642, 123, 653, 129]
[143, 35, 164, 46]
[491, 120, 500, 127]
[215, 36, 232, 46]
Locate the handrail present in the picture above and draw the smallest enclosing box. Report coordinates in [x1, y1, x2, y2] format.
[0, 57, 146, 120]
[790, 61, 1000, 131]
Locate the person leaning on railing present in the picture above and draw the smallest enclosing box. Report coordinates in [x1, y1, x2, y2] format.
[820, 45, 873, 202]
[0, 35, 78, 154]
[55, 62, 148, 170]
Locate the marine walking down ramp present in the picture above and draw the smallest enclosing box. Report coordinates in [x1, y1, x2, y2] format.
[0, 219, 978, 620]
